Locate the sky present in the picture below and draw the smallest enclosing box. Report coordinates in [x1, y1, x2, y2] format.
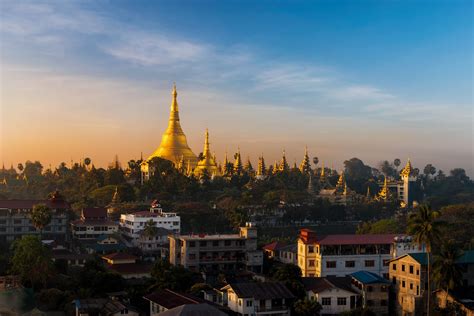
[0, 0, 473, 175]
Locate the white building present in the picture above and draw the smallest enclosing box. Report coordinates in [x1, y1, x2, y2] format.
[302, 277, 358, 315]
[297, 229, 422, 279]
[120, 206, 180, 245]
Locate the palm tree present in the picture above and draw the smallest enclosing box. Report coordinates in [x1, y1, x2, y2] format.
[31, 204, 52, 239]
[432, 240, 463, 302]
[407, 204, 442, 316]
[143, 219, 159, 239]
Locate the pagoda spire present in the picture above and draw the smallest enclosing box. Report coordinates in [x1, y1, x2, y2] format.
[244, 156, 253, 173]
[222, 151, 229, 175]
[278, 150, 289, 172]
[193, 129, 219, 177]
[377, 176, 389, 201]
[233, 148, 243, 175]
[335, 171, 346, 193]
[299, 146, 311, 174]
[256, 155, 266, 178]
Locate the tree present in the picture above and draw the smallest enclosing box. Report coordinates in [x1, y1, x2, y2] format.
[407, 205, 443, 316]
[151, 259, 195, 292]
[312, 157, 319, 167]
[432, 240, 463, 299]
[10, 235, 54, 288]
[394, 158, 401, 169]
[143, 219, 159, 239]
[31, 203, 52, 238]
[294, 298, 322, 316]
[424, 164, 436, 178]
[272, 263, 305, 298]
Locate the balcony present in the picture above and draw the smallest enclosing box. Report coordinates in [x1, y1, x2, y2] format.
[255, 305, 290, 315]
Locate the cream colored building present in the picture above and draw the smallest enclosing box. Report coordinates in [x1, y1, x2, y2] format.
[169, 223, 263, 273]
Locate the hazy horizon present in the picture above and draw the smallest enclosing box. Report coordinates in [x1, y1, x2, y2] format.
[1, 1, 472, 176]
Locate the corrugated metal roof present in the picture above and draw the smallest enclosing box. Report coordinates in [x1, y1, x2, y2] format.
[350, 271, 390, 284]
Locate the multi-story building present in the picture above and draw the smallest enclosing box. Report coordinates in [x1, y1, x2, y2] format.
[350, 271, 390, 315]
[297, 229, 421, 278]
[137, 227, 171, 259]
[220, 282, 294, 316]
[389, 251, 474, 316]
[263, 241, 297, 265]
[169, 223, 263, 273]
[120, 205, 180, 245]
[302, 276, 358, 315]
[71, 207, 118, 240]
[0, 191, 69, 242]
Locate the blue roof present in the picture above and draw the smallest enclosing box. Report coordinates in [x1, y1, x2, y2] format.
[350, 271, 390, 284]
[403, 250, 474, 265]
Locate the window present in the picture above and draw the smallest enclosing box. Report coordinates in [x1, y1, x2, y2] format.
[337, 297, 346, 306]
[326, 261, 336, 268]
[224, 240, 231, 246]
[402, 280, 406, 288]
[416, 269, 420, 276]
[213, 240, 219, 246]
[246, 300, 252, 307]
[345, 260, 355, 268]
[189, 241, 196, 247]
[200, 241, 207, 247]
[309, 260, 315, 267]
[416, 285, 420, 295]
[409, 265, 414, 274]
[410, 283, 413, 290]
[238, 299, 242, 306]
[365, 260, 375, 267]
[308, 246, 314, 253]
[322, 297, 331, 305]
[402, 264, 405, 272]
[392, 263, 397, 270]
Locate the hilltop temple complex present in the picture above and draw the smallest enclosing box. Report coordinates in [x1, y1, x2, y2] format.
[140, 85, 416, 207]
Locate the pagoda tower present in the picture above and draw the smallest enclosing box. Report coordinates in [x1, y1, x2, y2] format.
[399, 158, 417, 207]
[141, 84, 198, 182]
[256, 155, 266, 180]
[299, 146, 311, 174]
[233, 148, 243, 175]
[278, 150, 289, 172]
[376, 176, 390, 201]
[194, 129, 219, 177]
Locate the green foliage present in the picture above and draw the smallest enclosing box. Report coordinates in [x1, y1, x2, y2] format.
[272, 263, 305, 299]
[10, 235, 54, 288]
[36, 288, 72, 311]
[189, 282, 212, 295]
[432, 240, 463, 292]
[151, 260, 196, 292]
[340, 307, 376, 316]
[357, 218, 404, 234]
[30, 203, 52, 235]
[293, 298, 322, 316]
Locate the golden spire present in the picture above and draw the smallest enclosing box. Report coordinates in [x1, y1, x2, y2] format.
[336, 171, 346, 192]
[320, 160, 325, 178]
[377, 176, 389, 201]
[221, 151, 229, 175]
[256, 155, 266, 177]
[278, 150, 289, 172]
[144, 84, 198, 168]
[186, 160, 192, 176]
[244, 156, 253, 172]
[233, 148, 243, 175]
[299, 146, 311, 174]
[111, 186, 120, 204]
[400, 158, 414, 178]
[194, 129, 219, 177]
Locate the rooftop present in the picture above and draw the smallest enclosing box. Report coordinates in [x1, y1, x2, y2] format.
[263, 241, 287, 252]
[178, 233, 242, 240]
[397, 250, 474, 266]
[222, 282, 295, 299]
[102, 252, 137, 261]
[302, 276, 357, 294]
[82, 207, 107, 219]
[125, 210, 178, 218]
[157, 303, 227, 316]
[143, 289, 203, 309]
[299, 229, 401, 245]
[0, 199, 69, 210]
[350, 271, 391, 284]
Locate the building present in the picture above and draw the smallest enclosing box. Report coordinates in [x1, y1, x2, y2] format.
[0, 191, 69, 242]
[101, 253, 152, 279]
[297, 229, 420, 278]
[71, 207, 118, 240]
[85, 235, 126, 254]
[73, 298, 138, 316]
[141, 84, 198, 182]
[169, 223, 263, 273]
[220, 282, 294, 315]
[302, 276, 358, 315]
[120, 205, 180, 244]
[375, 159, 417, 207]
[263, 241, 297, 265]
[435, 288, 474, 316]
[143, 289, 204, 316]
[350, 271, 390, 315]
[389, 251, 474, 316]
[137, 227, 171, 258]
[318, 172, 356, 206]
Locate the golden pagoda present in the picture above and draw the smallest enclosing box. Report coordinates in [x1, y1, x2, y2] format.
[244, 156, 253, 173]
[145, 84, 198, 168]
[233, 148, 243, 175]
[400, 158, 415, 178]
[376, 176, 390, 201]
[278, 150, 289, 172]
[256, 155, 266, 179]
[194, 129, 219, 177]
[335, 171, 346, 193]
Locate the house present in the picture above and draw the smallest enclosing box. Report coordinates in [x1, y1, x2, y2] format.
[52, 249, 92, 267]
[262, 242, 298, 265]
[0, 191, 69, 242]
[220, 282, 294, 315]
[71, 207, 118, 240]
[101, 253, 152, 279]
[389, 251, 474, 316]
[297, 229, 422, 278]
[350, 271, 390, 315]
[85, 235, 126, 254]
[169, 223, 263, 273]
[435, 287, 474, 316]
[157, 303, 227, 316]
[302, 276, 358, 315]
[143, 289, 203, 316]
[73, 298, 138, 316]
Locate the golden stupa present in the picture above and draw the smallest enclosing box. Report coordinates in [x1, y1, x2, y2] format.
[146, 84, 198, 168]
[193, 129, 219, 177]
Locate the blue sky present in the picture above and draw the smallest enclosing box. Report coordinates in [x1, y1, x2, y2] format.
[1, 0, 472, 174]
